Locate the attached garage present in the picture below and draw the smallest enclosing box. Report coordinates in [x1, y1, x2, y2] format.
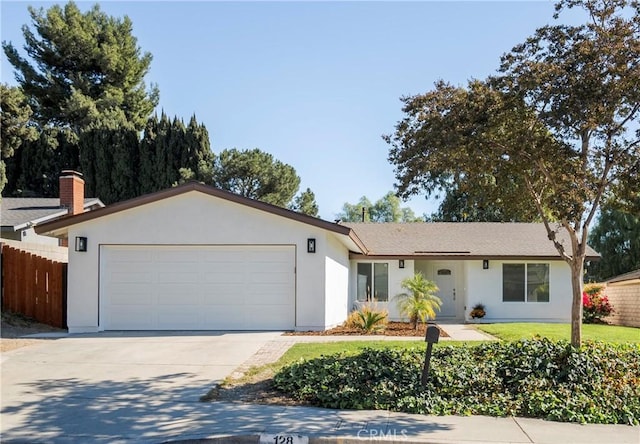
[100, 245, 295, 330]
[34, 182, 362, 333]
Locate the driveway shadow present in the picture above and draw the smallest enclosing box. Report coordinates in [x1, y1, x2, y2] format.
[1, 374, 287, 442]
[1, 374, 454, 443]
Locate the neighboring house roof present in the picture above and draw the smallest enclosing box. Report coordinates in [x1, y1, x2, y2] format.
[344, 222, 600, 260]
[607, 269, 640, 285]
[1, 198, 105, 231]
[34, 182, 369, 254]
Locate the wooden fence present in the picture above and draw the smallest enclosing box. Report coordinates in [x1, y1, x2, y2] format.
[1, 244, 67, 328]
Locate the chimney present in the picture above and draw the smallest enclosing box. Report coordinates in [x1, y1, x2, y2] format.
[59, 170, 85, 216]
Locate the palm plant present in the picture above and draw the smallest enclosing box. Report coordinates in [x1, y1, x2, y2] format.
[395, 273, 442, 329]
[346, 304, 388, 333]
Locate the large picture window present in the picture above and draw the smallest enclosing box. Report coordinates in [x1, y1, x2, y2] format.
[357, 263, 389, 302]
[503, 263, 549, 302]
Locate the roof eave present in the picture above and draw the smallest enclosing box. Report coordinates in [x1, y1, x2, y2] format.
[14, 209, 69, 231]
[84, 198, 105, 208]
[349, 253, 600, 261]
[35, 182, 354, 239]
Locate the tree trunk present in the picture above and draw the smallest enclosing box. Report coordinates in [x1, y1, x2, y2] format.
[569, 260, 584, 347]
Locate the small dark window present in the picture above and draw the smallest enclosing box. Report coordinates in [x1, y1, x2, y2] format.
[437, 269, 451, 276]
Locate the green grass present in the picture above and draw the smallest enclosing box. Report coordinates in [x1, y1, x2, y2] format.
[280, 340, 423, 364]
[225, 340, 480, 385]
[475, 323, 640, 343]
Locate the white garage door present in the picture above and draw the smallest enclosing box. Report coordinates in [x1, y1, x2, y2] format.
[100, 245, 295, 330]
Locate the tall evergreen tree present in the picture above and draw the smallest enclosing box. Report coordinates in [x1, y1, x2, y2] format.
[3, 1, 159, 131]
[182, 115, 214, 184]
[138, 113, 214, 193]
[14, 127, 78, 197]
[138, 114, 161, 194]
[79, 122, 139, 204]
[290, 188, 319, 217]
[0, 84, 38, 194]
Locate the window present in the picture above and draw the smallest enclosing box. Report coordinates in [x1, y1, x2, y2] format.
[502, 263, 549, 302]
[357, 263, 389, 302]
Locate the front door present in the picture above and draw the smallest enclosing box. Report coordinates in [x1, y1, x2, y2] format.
[432, 262, 457, 317]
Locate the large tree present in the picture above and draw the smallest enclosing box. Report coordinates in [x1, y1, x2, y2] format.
[337, 192, 422, 222]
[79, 121, 139, 204]
[3, 1, 158, 131]
[587, 197, 640, 281]
[0, 84, 38, 194]
[138, 113, 214, 193]
[14, 126, 78, 197]
[212, 148, 301, 207]
[430, 185, 543, 222]
[385, 0, 639, 346]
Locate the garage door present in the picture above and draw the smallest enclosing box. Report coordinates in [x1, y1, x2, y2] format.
[100, 245, 295, 330]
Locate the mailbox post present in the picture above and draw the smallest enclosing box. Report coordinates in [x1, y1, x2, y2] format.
[421, 325, 440, 386]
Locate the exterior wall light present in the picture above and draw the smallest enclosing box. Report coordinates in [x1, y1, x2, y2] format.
[307, 238, 316, 253]
[399, 259, 405, 269]
[483, 259, 489, 270]
[75, 236, 88, 252]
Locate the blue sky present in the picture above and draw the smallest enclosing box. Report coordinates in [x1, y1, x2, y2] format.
[1, 1, 572, 220]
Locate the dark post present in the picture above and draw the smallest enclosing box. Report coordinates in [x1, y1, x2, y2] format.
[421, 325, 440, 386]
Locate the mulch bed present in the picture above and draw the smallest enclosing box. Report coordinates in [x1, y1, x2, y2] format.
[283, 321, 449, 338]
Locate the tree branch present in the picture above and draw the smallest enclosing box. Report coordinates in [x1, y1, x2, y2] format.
[523, 173, 572, 263]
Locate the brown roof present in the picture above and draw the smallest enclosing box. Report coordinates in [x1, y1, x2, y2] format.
[607, 269, 640, 284]
[34, 182, 368, 253]
[344, 222, 600, 260]
[32, 183, 599, 261]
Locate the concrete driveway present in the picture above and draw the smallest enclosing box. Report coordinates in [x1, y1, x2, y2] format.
[0, 331, 282, 443]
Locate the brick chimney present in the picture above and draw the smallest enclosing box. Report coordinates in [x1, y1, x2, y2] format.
[59, 170, 85, 216]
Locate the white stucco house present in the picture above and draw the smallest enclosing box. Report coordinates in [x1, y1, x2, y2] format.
[35, 181, 599, 333]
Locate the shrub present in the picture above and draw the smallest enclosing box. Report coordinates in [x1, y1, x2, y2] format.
[273, 339, 640, 425]
[394, 273, 442, 329]
[582, 283, 614, 324]
[345, 305, 388, 333]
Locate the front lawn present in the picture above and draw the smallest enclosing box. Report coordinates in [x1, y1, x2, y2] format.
[273, 339, 640, 425]
[475, 323, 640, 343]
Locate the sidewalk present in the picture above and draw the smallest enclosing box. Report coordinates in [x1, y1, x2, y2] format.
[163, 402, 639, 444]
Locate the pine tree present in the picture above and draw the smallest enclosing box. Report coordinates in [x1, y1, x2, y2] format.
[291, 188, 319, 217]
[3, 1, 158, 131]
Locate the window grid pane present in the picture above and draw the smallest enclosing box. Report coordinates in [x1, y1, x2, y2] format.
[357, 263, 372, 302]
[503, 264, 525, 302]
[527, 264, 549, 302]
[373, 263, 389, 302]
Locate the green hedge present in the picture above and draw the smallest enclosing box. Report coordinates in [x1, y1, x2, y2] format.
[273, 339, 640, 425]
